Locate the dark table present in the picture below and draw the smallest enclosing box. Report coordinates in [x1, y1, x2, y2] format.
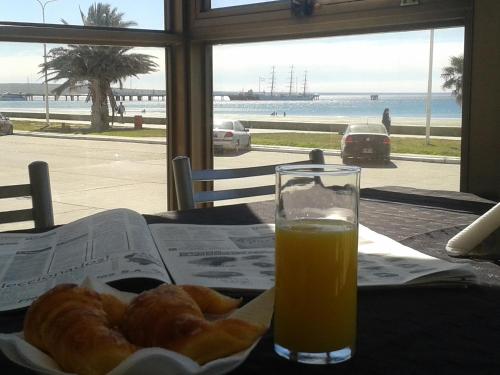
[1, 187, 499, 374]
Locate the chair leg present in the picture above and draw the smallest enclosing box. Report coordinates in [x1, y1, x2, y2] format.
[310, 149, 325, 164]
[172, 156, 196, 210]
[29, 161, 54, 230]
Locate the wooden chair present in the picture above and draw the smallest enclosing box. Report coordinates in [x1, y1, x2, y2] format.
[0, 161, 54, 230]
[172, 149, 325, 210]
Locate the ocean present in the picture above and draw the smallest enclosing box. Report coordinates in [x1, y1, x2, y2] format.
[0, 93, 461, 120]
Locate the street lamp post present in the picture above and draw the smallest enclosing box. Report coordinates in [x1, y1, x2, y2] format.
[425, 29, 434, 146]
[36, 0, 57, 128]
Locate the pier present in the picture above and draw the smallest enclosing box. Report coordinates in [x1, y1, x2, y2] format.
[1, 83, 318, 102]
[0, 83, 166, 102]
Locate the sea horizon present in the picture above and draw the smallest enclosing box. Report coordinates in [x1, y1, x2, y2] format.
[0, 92, 462, 121]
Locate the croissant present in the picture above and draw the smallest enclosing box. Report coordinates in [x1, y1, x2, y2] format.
[121, 284, 266, 364]
[23, 284, 136, 375]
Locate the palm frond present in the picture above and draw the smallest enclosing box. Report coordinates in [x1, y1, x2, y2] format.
[441, 54, 464, 106]
[44, 2, 154, 130]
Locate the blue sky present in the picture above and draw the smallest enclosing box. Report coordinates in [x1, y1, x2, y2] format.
[0, 0, 164, 29]
[0, 1, 464, 93]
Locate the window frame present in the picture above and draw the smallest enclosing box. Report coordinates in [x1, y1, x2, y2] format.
[0, 1, 181, 212]
[185, 0, 473, 207]
[0, 22, 180, 47]
[0, 0, 180, 46]
[0, 0, 477, 210]
[192, 0, 471, 43]
[200, 0, 288, 15]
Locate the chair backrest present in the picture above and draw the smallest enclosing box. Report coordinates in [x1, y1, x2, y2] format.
[0, 161, 54, 230]
[172, 149, 325, 210]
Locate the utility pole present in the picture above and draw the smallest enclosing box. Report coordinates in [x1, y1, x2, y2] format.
[425, 29, 434, 145]
[36, 0, 57, 128]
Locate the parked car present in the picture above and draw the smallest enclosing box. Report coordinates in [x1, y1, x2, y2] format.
[340, 123, 390, 163]
[0, 113, 13, 135]
[213, 119, 251, 153]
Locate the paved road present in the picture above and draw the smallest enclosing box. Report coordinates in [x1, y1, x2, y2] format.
[0, 135, 460, 231]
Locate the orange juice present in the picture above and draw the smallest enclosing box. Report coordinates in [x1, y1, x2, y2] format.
[274, 219, 358, 353]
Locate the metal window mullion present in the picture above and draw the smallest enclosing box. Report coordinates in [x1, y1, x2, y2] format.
[0, 24, 182, 47]
[459, 10, 473, 193]
[191, 0, 471, 43]
[167, 0, 214, 210]
[167, 0, 190, 210]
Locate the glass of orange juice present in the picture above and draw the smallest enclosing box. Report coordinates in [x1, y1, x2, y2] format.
[274, 164, 360, 364]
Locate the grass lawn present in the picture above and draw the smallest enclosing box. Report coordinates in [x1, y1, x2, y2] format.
[12, 121, 166, 138]
[251, 133, 461, 157]
[12, 121, 460, 157]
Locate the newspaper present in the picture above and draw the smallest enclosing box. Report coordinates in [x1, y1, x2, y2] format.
[150, 224, 276, 290]
[0, 209, 475, 311]
[0, 209, 169, 311]
[149, 223, 476, 290]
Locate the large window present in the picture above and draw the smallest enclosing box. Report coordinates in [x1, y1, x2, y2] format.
[0, 0, 171, 231]
[211, 27, 464, 204]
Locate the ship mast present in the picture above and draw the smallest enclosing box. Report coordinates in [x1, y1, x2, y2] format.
[302, 70, 308, 96]
[259, 76, 265, 93]
[288, 65, 294, 96]
[270, 66, 276, 96]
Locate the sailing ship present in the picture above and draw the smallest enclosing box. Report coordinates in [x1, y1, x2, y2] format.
[228, 66, 319, 101]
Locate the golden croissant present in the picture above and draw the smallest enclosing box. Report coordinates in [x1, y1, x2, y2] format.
[121, 284, 266, 364]
[23, 284, 136, 375]
[23, 283, 266, 374]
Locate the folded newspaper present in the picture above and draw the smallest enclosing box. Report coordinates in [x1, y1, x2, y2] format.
[0, 208, 475, 311]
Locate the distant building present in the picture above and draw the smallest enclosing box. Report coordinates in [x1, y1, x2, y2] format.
[0, 92, 27, 101]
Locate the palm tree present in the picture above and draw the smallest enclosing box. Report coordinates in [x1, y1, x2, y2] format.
[441, 55, 463, 106]
[43, 3, 158, 131]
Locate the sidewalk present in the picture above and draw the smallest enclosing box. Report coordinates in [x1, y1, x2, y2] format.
[12, 130, 460, 164]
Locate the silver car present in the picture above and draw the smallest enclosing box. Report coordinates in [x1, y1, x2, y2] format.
[213, 119, 251, 153]
[0, 113, 13, 135]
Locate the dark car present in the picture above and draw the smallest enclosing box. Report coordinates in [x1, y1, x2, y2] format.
[340, 123, 390, 163]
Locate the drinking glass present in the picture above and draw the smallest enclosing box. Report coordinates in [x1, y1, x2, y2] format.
[274, 164, 360, 364]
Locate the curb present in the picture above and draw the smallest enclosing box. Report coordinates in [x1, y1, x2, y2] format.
[13, 132, 460, 164]
[251, 145, 460, 164]
[14, 131, 166, 145]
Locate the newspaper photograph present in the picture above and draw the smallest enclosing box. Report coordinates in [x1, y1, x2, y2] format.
[150, 224, 276, 290]
[0, 209, 169, 311]
[150, 223, 475, 291]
